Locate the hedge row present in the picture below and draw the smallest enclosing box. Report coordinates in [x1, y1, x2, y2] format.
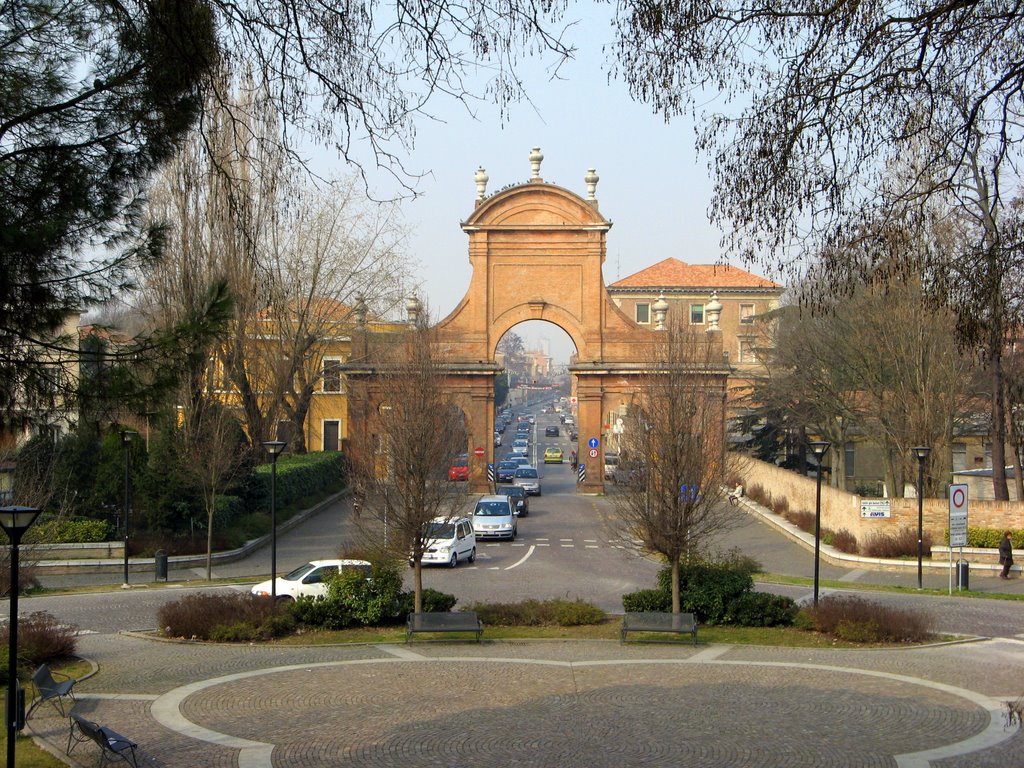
[944, 528, 1024, 549]
[23, 518, 110, 544]
[246, 452, 345, 514]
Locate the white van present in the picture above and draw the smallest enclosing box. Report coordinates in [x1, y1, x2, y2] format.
[415, 516, 476, 567]
[603, 452, 619, 480]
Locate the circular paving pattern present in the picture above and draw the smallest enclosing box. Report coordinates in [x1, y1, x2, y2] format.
[155, 657, 1008, 768]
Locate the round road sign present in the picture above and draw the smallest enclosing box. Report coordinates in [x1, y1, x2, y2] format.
[588, 438, 599, 449]
[589, 448, 598, 458]
[474, 446, 485, 457]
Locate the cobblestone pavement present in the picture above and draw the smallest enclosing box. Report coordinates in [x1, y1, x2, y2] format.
[24, 634, 1024, 768]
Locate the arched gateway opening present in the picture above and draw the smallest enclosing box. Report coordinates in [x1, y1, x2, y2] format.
[350, 149, 730, 493]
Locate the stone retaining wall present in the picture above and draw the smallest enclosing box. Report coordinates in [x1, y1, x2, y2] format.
[740, 458, 1023, 543]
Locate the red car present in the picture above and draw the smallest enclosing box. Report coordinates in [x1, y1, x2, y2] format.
[447, 455, 469, 481]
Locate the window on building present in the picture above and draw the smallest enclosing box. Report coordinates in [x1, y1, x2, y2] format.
[635, 303, 650, 324]
[844, 442, 855, 478]
[737, 338, 754, 363]
[322, 358, 344, 392]
[323, 420, 340, 452]
[739, 304, 755, 324]
[952, 442, 967, 472]
[690, 303, 705, 324]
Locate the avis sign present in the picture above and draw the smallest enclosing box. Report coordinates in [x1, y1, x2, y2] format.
[948, 484, 969, 548]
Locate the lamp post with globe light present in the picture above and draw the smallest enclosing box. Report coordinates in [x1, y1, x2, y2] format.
[808, 441, 831, 606]
[912, 446, 931, 590]
[0, 506, 41, 768]
[263, 440, 287, 599]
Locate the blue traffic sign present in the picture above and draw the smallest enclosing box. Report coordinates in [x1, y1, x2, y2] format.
[587, 437, 599, 449]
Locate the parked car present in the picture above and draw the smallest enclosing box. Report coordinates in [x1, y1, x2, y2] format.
[511, 438, 529, 455]
[413, 516, 476, 567]
[494, 431, 502, 446]
[251, 559, 371, 601]
[569, 430, 578, 442]
[545, 425, 559, 437]
[496, 484, 529, 516]
[513, 465, 542, 495]
[510, 455, 532, 467]
[447, 454, 469, 481]
[472, 495, 517, 539]
[496, 459, 519, 483]
[603, 452, 619, 479]
[544, 447, 564, 464]
[563, 416, 575, 427]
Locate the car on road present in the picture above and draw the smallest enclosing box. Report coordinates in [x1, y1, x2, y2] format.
[603, 452, 619, 479]
[563, 416, 575, 427]
[544, 425, 559, 437]
[496, 484, 529, 516]
[544, 447, 564, 464]
[513, 465, 542, 495]
[472, 495, 517, 539]
[494, 431, 502, 446]
[496, 459, 519, 483]
[414, 516, 476, 567]
[569, 430, 578, 442]
[251, 559, 371, 601]
[512, 438, 529, 455]
[447, 454, 469, 481]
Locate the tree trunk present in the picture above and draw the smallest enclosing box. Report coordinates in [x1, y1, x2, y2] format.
[670, 557, 681, 614]
[414, 561, 423, 613]
[990, 343, 1010, 500]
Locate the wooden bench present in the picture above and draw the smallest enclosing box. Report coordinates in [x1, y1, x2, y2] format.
[406, 611, 484, 643]
[67, 713, 139, 767]
[621, 612, 698, 644]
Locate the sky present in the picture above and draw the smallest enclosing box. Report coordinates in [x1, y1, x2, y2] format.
[330, 11, 745, 363]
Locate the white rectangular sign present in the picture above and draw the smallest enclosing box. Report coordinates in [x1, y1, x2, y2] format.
[859, 499, 891, 518]
[948, 484, 969, 547]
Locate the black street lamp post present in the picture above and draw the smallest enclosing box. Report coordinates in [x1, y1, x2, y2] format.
[809, 441, 831, 606]
[121, 430, 136, 587]
[0, 506, 41, 768]
[263, 440, 287, 599]
[912, 446, 931, 590]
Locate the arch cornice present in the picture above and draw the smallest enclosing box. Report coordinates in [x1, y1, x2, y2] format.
[462, 182, 611, 231]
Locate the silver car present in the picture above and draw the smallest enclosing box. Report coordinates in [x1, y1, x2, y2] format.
[472, 495, 517, 539]
[513, 465, 542, 496]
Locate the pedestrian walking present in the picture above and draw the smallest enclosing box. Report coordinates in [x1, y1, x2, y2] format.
[570, 450, 577, 471]
[999, 530, 1014, 579]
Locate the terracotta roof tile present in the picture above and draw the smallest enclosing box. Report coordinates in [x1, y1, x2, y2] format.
[609, 258, 781, 289]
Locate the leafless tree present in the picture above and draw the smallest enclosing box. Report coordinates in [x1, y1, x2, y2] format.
[612, 4, 1024, 497]
[612, 323, 733, 613]
[142, 87, 408, 451]
[346, 319, 468, 613]
[176, 397, 250, 580]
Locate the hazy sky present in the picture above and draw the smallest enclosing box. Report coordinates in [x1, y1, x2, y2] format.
[340, 10, 743, 363]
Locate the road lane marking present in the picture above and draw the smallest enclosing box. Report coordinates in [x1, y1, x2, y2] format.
[505, 545, 536, 570]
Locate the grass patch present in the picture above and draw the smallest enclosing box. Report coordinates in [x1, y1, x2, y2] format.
[0, 732, 65, 767]
[756, 574, 1024, 601]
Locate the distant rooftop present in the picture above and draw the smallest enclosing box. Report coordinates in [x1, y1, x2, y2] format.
[609, 258, 781, 290]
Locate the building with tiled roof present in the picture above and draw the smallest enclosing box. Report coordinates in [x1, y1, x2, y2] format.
[607, 258, 784, 374]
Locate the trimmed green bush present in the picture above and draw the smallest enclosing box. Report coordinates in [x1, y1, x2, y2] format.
[323, 561, 405, 626]
[724, 592, 798, 627]
[25, 517, 109, 544]
[622, 588, 671, 613]
[247, 453, 345, 515]
[290, 594, 355, 630]
[658, 560, 755, 624]
[947, 527, 1024, 549]
[398, 588, 458, 615]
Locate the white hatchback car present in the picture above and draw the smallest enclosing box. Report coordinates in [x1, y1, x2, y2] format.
[416, 516, 477, 567]
[250, 559, 371, 601]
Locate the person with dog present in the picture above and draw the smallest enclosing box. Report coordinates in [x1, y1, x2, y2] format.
[999, 530, 1014, 579]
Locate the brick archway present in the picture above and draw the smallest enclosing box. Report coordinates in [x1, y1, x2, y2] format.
[428, 154, 729, 492]
[344, 153, 729, 493]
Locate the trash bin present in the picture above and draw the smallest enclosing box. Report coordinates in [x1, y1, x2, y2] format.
[955, 559, 969, 590]
[155, 550, 168, 581]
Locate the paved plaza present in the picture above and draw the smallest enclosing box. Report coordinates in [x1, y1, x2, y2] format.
[25, 632, 1024, 767]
